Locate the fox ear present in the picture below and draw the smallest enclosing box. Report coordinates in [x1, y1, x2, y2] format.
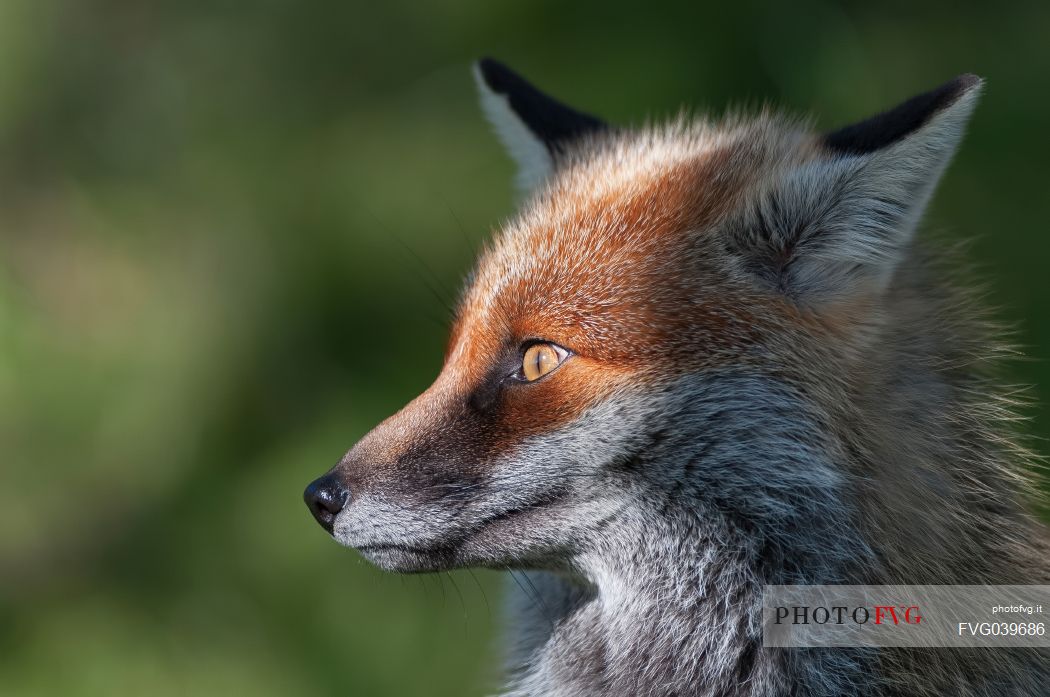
[474, 58, 605, 193]
[734, 74, 982, 303]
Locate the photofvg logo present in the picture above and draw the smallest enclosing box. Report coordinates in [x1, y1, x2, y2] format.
[763, 585, 1050, 648]
[775, 604, 922, 627]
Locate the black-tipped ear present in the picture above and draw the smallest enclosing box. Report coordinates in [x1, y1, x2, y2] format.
[476, 58, 605, 155]
[730, 75, 982, 305]
[824, 74, 982, 155]
[474, 58, 605, 192]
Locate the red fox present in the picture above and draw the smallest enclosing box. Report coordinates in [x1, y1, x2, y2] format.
[305, 59, 1050, 695]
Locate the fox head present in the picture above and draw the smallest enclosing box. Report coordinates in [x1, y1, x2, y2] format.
[305, 59, 981, 575]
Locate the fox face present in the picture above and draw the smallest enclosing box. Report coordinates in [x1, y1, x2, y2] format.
[305, 59, 981, 576]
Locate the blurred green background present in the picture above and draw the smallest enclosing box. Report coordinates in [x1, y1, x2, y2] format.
[1, 1, 1048, 695]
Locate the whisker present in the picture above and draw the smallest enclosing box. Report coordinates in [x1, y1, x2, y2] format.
[467, 568, 491, 619]
[446, 571, 468, 639]
[360, 204, 458, 325]
[507, 568, 555, 635]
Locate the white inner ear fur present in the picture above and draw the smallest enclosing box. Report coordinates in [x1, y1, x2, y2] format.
[473, 63, 554, 195]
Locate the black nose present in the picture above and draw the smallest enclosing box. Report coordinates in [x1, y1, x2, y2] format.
[304, 474, 350, 533]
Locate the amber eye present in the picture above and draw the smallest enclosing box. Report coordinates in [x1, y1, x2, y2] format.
[521, 343, 568, 382]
